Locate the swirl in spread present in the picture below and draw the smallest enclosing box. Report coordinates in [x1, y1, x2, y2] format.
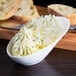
[11, 15, 63, 56]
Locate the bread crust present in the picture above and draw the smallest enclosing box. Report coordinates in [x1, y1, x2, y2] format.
[0, 0, 21, 20]
[0, 21, 20, 28]
[0, 19, 27, 28]
[30, 0, 34, 5]
[48, 4, 76, 25]
[66, 14, 76, 25]
[0, 19, 27, 24]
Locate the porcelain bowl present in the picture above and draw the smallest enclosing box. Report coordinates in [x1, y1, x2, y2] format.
[6, 16, 70, 66]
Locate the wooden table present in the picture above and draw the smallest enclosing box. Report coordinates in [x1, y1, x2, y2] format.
[0, 39, 76, 76]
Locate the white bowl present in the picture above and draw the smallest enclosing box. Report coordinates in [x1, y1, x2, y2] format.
[6, 16, 70, 66]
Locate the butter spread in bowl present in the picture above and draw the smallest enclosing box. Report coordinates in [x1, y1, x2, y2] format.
[6, 15, 70, 66]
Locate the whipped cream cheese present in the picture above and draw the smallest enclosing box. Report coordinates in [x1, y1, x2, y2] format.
[11, 15, 64, 56]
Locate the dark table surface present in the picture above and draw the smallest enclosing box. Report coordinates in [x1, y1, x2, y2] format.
[0, 39, 76, 76]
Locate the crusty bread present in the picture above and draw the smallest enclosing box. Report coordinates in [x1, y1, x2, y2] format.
[12, 0, 39, 22]
[48, 4, 76, 25]
[0, 19, 27, 24]
[0, 21, 20, 28]
[0, 0, 21, 20]
[0, 19, 27, 27]
[0, 0, 39, 28]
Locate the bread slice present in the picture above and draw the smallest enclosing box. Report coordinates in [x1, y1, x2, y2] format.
[0, 0, 21, 20]
[0, 19, 27, 28]
[0, 21, 20, 28]
[48, 4, 76, 25]
[12, 0, 39, 22]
